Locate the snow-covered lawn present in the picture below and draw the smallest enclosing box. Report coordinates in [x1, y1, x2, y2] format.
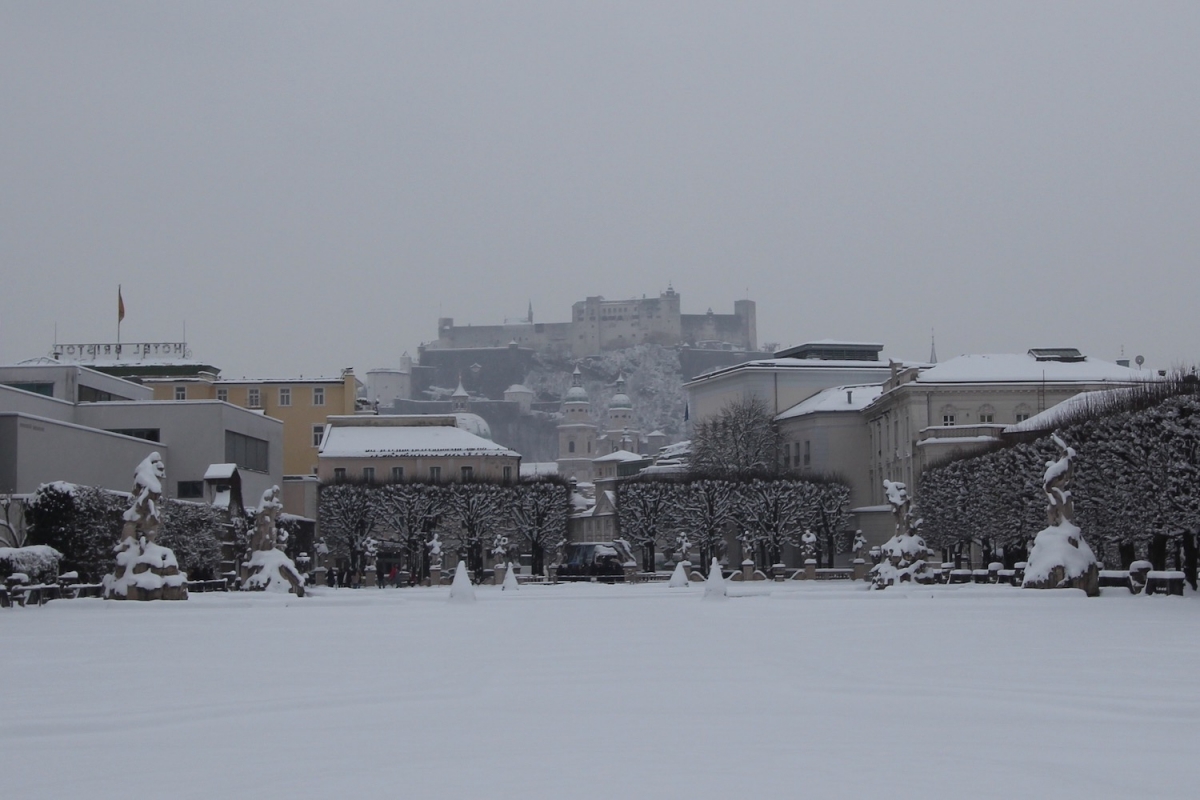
[2, 582, 1196, 799]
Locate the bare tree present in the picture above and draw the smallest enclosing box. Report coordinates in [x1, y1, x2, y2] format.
[318, 483, 377, 583]
[676, 479, 736, 571]
[375, 483, 441, 583]
[615, 479, 678, 572]
[690, 395, 781, 477]
[509, 481, 569, 575]
[445, 483, 507, 582]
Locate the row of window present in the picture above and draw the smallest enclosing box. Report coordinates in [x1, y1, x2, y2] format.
[176, 385, 327, 407]
[225, 430, 270, 473]
[939, 408, 1031, 426]
[784, 440, 811, 469]
[332, 465, 513, 483]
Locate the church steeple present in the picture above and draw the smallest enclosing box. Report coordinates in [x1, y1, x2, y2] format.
[929, 329, 938, 365]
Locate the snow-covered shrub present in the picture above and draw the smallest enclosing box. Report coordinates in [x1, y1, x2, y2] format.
[159, 501, 224, 581]
[26, 483, 125, 582]
[0, 544, 63, 583]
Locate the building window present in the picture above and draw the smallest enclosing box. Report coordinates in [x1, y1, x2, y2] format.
[568, 440, 575, 453]
[177, 481, 204, 499]
[279, 387, 291, 407]
[216, 387, 228, 402]
[108, 428, 160, 443]
[5, 381, 54, 397]
[173, 386, 186, 401]
[225, 430, 269, 472]
[363, 467, 375, 484]
[942, 414, 955, 426]
[429, 466, 441, 482]
[312, 387, 325, 406]
[392, 466, 404, 482]
[1015, 413, 1030, 423]
[980, 412, 994, 423]
[803, 440, 811, 467]
[461, 466, 473, 481]
[247, 388, 261, 408]
[334, 468, 346, 483]
[503, 466, 512, 483]
[587, 441, 591, 453]
[313, 425, 325, 448]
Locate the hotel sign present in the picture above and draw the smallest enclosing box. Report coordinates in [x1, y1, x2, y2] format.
[52, 342, 192, 362]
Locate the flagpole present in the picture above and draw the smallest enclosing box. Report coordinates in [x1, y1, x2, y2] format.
[117, 284, 122, 345]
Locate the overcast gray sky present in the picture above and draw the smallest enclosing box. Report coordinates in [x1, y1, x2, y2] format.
[3, 2, 1198, 377]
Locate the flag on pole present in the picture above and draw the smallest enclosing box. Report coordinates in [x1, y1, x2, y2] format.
[118, 286, 125, 324]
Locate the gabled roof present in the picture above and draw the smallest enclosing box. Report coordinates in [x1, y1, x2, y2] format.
[319, 424, 519, 459]
[776, 384, 883, 420]
[913, 353, 1145, 384]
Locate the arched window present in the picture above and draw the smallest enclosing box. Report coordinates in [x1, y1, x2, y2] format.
[978, 404, 996, 424]
[940, 405, 957, 426]
[1014, 403, 1033, 424]
[568, 440, 576, 453]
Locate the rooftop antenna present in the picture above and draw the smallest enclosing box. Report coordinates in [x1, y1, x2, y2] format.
[929, 329, 938, 364]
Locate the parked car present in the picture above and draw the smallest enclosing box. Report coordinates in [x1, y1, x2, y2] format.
[557, 541, 635, 582]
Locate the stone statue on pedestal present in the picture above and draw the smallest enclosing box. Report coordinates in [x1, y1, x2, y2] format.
[104, 453, 188, 601]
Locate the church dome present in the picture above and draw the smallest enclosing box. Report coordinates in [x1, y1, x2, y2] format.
[454, 413, 492, 440]
[565, 385, 589, 402]
[609, 392, 632, 409]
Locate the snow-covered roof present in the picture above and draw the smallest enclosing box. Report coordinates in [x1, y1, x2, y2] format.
[914, 354, 1147, 385]
[685, 357, 897, 385]
[776, 384, 883, 420]
[593, 449, 644, 464]
[203, 463, 238, 481]
[505, 384, 533, 394]
[639, 461, 688, 476]
[319, 424, 520, 459]
[1003, 388, 1137, 434]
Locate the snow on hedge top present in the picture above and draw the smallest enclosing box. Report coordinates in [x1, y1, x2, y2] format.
[776, 384, 883, 420]
[915, 353, 1145, 385]
[1004, 388, 1137, 434]
[319, 424, 519, 459]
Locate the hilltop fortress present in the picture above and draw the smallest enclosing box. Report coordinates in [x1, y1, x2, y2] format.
[426, 287, 757, 359]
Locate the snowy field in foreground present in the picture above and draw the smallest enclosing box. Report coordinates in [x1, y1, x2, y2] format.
[2, 582, 1197, 799]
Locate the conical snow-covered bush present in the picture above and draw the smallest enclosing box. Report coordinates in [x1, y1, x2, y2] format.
[449, 560, 476, 603]
[668, 560, 690, 588]
[502, 561, 519, 591]
[703, 558, 726, 600]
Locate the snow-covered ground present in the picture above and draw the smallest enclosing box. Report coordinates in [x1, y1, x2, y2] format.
[2, 582, 1195, 798]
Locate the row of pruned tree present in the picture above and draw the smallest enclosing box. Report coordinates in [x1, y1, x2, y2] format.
[614, 475, 852, 572]
[919, 387, 1200, 579]
[318, 479, 570, 583]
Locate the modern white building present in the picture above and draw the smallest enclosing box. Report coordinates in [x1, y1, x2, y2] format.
[0, 363, 283, 501]
[683, 341, 902, 423]
[774, 383, 882, 509]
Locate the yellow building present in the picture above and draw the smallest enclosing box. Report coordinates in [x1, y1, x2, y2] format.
[146, 369, 358, 476]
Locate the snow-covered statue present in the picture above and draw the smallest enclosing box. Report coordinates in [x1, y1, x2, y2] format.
[800, 531, 817, 562]
[868, 480, 932, 589]
[242, 486, 305, 596]
[852, 531, 868, 561]
[428, 533, 444, 569]
[1022, 434, 1098, 596]
[104, 453, 187, 601]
